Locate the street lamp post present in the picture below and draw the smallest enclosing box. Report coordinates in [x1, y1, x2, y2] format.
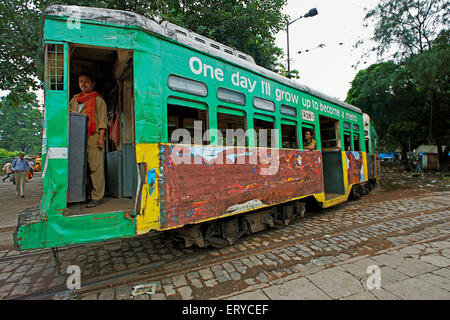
[286, 8, 318, 79]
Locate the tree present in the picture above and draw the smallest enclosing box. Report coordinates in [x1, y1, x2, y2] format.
[0, 148, 19, 165]
[0, 92, 42, 154]
[353, 0, 450, 170]
[346, 62, 399, 149]
[155, 0, 288, 71]
[346, 61, 428, 165]
[359, 0, 449, 61]
[1, 0, 288, 100]
[405, 30, 450, 168]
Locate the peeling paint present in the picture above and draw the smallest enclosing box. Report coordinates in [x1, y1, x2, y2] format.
[160, 145, 324, 228]
[147, 168, 157, 196]
[346, 151, 364, 184]
[226, 199, 267, 214]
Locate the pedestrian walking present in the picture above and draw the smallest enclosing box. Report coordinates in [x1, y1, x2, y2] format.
[2, 161, 13, 182]
[11, 152, 29, 198]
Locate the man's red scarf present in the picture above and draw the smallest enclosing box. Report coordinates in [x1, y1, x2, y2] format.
[76, 91, 100, 136]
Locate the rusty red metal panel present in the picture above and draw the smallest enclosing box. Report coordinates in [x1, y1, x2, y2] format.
[159, 145, 324, 229]
[346, 151, 364, 185]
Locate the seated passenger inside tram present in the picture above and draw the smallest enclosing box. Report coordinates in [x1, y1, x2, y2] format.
[303, 129, 316, 150]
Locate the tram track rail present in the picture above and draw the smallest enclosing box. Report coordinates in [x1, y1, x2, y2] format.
[0, 231, 163, 264]
[107, 206, 450, 284]
[9, 202, 450, 300]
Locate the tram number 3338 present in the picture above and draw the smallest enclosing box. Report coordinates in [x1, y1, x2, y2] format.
[301, 109, 315, 122]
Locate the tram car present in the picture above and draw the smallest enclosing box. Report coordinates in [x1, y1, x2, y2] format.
[14, 5, 379, 251]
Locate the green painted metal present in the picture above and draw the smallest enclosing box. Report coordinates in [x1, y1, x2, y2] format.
[217, 107, 246, 117]
[15, 8, 369, 250]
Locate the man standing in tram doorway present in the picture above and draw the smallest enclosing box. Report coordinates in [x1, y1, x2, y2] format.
[69, 73, 108, 208]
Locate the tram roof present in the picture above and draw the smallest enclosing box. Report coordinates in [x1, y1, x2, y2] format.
[44, 5, 363, 115]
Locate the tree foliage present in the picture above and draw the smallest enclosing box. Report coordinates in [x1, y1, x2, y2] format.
[351, 0, 450, 169]
[1, 0, 288, 100]
[405, 30, 450, 165]
[346, 61, 427, 155]
[0, 148, 19, 165]
[347, 30, 449, 168]
[359, 0, 449, 61]
[156, 0, 288, 71]
[0, 92, 43, 155]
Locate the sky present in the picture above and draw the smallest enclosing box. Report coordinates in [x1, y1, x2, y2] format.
[275, 0, 381, 101]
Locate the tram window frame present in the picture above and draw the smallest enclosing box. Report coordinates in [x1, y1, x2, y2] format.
[217, 87, 246, 106]
[253, 115, 276, 148]
[353, 133, 361, 151]
[319, 118, 339, 150]
[167, 104, 209, 145]
[217, 110, 247, 147]
[46, 43, 65, 91]
[301, 126, 317, 151]
[253, 97, 275, 112]
[280, 104, 297, 118]
[344, 131, 352, 151]
[343, 121, 351, 130]
[168, 74, 208, 97]
[281, 121, 299, 149]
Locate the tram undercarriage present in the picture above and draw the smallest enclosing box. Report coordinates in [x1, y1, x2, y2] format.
[170, 177, 377, 249]
[170, 199, 307, 249]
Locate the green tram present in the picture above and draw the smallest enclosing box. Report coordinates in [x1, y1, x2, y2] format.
[14, 5, 379, 251]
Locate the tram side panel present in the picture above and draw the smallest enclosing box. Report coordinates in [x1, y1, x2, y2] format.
[346, 151, 366, 185]
[155, 145, 324, 229]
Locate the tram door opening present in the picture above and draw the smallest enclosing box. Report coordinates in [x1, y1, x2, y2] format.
[67, 45, 137, 213]
[319, 116, 345, 200]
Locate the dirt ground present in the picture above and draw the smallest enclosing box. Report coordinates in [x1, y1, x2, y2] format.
[378, 161, 450, 194]
[0, 164, 448, 250]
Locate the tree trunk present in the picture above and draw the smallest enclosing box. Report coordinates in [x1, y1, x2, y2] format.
[431, 91, 445, 171]
[400, 141, 409, 170]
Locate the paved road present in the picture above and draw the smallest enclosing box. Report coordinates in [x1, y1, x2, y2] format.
[0, 173, 43, 250]
[0, 178, 448, 300]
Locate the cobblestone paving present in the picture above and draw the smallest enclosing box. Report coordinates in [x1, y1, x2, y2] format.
[0, 191, 448, 300]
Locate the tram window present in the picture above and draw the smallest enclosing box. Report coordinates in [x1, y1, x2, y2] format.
[281, 124, 298, 149]
[343, 121, 351, 130]
[344, 132, 352, 151]
[217, 113, 247, 146]
[319, 119, 338, 149]
[195, 37, 206, 44]
[167, 104, 208, 144]
[354, 133, 361, 151]
[254, 118, 275, 147]
[46, 44, 64, 91]
[353, 124, 360, 131]
[280, 104, 297, 117]
[168, 75, 208, 97]
[365, 139, 370, 153]
[217, 87, 246, 106]
[253, 97, 275, 112]
[302, 127, 316, 150]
